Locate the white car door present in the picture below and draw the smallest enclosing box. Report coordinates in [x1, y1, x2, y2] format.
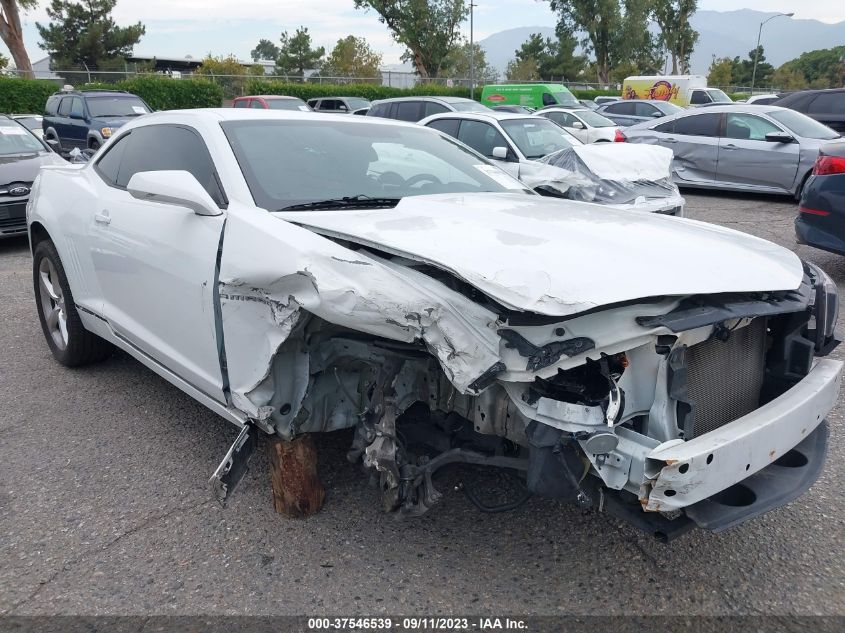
[455, 119, 521, 177]
[87, 124, 228, 402]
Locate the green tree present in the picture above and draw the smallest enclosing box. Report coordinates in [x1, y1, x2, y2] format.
[707, 56, 733, 86]
[732, 46, 773, 87]
[549, 0, 654, 84]
[37, 0, 145, 71]
[276, 26, 325, 77]
[195, 54, 264, 98]
[354, 0, 467, 79]
[513, 30, 586, 81]
[1, 0, 37, 77]
[778, 46, 845, 89]
[442, 40, 498, 83]
[251, 38, 280, 62]
[652, 0, 698, 74]
[322, 35, 382, 78]
[771, 64, 807, 90]
[506, 57, 539, 81]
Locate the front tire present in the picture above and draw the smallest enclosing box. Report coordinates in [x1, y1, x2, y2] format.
[33, 239, 113, 366]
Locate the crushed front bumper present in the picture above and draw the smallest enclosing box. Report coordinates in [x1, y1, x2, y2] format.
[644, 358, 842, 524]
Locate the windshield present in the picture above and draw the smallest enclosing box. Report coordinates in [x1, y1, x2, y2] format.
[14, 116, 41, 131]
[267, 98, 310, 111]
[222, 119, 530, 211]
[553, 92, 579, 106]
[706, 89, 732, 103]
[449, 101, 491, 112]
[656, 102, 684, 115]
[86, 96, 150, 117]
[0, 120, 45, 154]
[574, 110, 616, 127]
[767, 109, 840, 140]
[500, 118, 582, 159]
[346, 98, 370, 110]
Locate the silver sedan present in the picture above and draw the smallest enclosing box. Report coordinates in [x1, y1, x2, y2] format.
[623, 104, 840, 197]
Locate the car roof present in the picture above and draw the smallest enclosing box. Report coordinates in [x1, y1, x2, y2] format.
[238, 95, 302, 100]
[51, 90, 133, 97]
[422, 111, 536, 123]
[371, 96, 476, 104]
[538, 106, 590, 114]
[120, 108, 430, 129]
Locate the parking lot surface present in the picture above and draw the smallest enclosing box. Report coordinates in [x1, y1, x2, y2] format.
[1, 191, 844, 616]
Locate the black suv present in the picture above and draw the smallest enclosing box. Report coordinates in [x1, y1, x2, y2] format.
[775, 89, 845, 134]
[43, 90, 152, 152]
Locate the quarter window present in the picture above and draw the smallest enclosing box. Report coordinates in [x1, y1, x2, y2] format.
[233, 99, 248, 108]
[94, 133, 130, 186]
[673, 113, 721, 137]
[426, 118, 461, 138]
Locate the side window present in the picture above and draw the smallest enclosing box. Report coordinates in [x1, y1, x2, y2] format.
[424, 101, 449, 117]
[57, 97, 72, 117]
[634, 102, 658, 118]
[608, 101, 636, 115]
[368, 103, 388, 118]
[70, 97, 85, 118]
[396, 101, 422, 122]
[546, 112, 574, 126]
[114, 125, 226, 207]
[689, 90, 709, 105]
[426, 118, 460, 138]
[653, 119, 675, 133]
[541, 92, 556, 106]
[724, 113, 781, 141]
[250, 100, 265, 109]
[457, 120, 509, 158]
[673, 113, 721, 137]
[94, 133, 130, 186]
[809, 92, 845, 114]
[45, 96, 60, 116]
[233, 100, 249, 108]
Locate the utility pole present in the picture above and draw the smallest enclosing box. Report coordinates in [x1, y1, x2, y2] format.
[469, 2, 476, 99]
[751, 12, 793, 94]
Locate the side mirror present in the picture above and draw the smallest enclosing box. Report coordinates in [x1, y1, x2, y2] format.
[572, 121, 585, 129]
[127, 170, 222, 216]
[650, 112, 663, 118]
[338, 105, 348, 111]
[45, 138, 60, 151]
[69, 112, 85, 120]
[491, 146, 509, 160]
[765, 131, 794, 144]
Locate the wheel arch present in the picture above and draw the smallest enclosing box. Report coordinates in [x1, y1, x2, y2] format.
[28, 221, 51, 255]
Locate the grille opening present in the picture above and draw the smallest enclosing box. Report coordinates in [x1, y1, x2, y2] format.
[680, 318, 767, 438]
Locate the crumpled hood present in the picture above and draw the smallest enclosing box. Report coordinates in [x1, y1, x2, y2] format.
[277, 193, 803, 317]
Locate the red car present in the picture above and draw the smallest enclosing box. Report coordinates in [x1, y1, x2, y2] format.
[232, 95, 312, 111]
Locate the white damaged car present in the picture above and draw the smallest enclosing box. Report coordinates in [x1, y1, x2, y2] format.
[28, 110, 841, 540]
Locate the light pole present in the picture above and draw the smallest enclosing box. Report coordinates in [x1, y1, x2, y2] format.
[751, 12, 793, 94]
[469, 2, 476, 99]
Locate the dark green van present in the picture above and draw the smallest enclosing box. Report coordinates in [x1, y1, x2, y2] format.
[480, 83, 579, 109]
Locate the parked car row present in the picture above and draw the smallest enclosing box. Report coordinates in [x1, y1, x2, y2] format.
[23, 107, 843, 539]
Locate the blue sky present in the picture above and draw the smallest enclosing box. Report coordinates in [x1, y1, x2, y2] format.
[4, 0, 843, 67]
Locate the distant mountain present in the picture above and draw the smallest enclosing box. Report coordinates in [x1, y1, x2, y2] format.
[478, 10, 845, 80]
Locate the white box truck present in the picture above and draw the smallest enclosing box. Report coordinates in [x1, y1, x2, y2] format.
[622, 75, 733, 107]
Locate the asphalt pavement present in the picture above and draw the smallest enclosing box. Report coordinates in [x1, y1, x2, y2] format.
[1, 191, 843, 616]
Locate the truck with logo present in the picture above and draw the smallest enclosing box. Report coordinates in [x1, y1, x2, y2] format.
[480, 83, 579, 109]
[622, 75, 733, 107]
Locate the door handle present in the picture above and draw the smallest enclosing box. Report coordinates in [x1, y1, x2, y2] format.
[664, 137, 678, 143]
[94, 210, 111, 225]
[723, 144, 738, 150]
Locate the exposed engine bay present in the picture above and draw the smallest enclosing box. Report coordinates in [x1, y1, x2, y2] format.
[213, 229, 841, 540]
